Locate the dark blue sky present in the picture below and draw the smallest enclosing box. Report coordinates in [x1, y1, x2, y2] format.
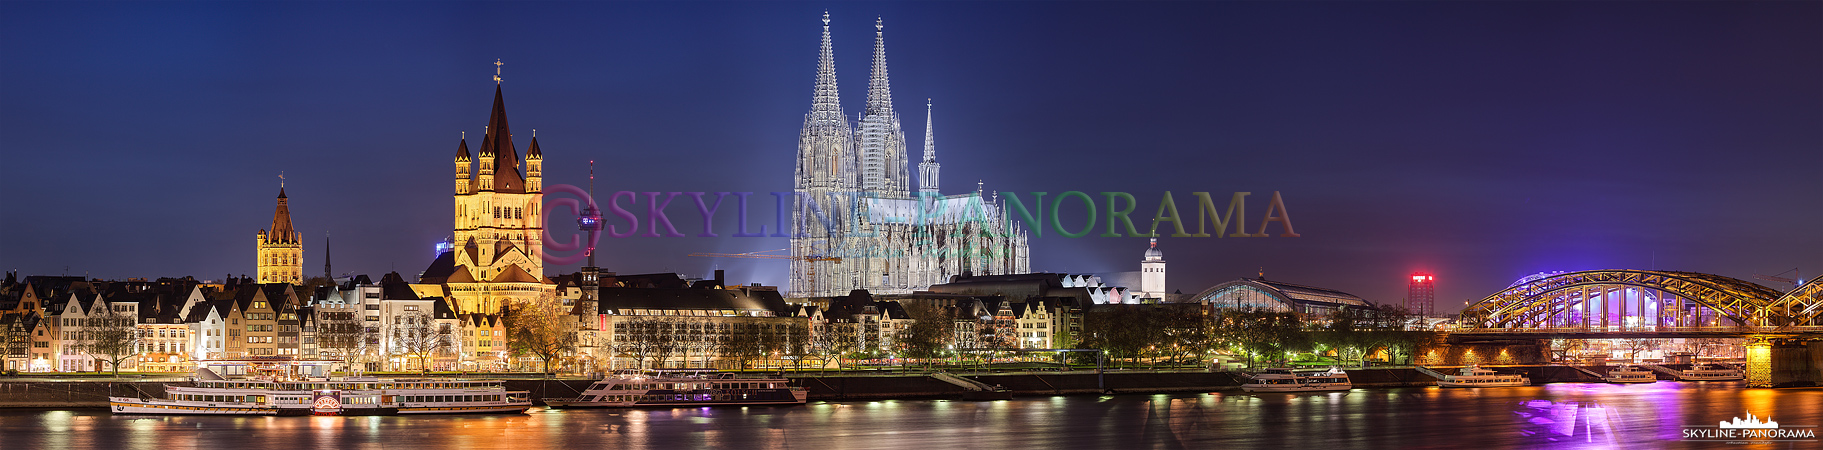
[3, 2, 1819, 312]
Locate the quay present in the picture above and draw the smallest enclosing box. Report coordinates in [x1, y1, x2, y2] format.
[0, 365, 1703, 408]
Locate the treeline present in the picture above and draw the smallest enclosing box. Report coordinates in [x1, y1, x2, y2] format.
[1079, 304, 1438, 368]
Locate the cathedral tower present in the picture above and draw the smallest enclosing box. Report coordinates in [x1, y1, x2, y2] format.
[856, 17, 910, 199]
[448, 67, 546, 314]
[256, 186, 303, 284]
[791, 12, 857, 296]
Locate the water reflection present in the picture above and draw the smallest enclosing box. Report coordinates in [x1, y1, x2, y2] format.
[3, 384, 1819, 449]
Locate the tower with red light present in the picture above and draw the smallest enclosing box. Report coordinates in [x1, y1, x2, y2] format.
[1407, 272, 1435, 316]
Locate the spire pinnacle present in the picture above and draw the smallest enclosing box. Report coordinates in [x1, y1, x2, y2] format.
[822, 10, 829, 26]
[918, 98, 940, 195]
[494, 59, 503, 84]
[279, 171, 285, 188]
[923, 99, 934, 163]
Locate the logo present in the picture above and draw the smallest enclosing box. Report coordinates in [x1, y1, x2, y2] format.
[1719, 412, 1777, 429]
[1682, 411, 1817, 443]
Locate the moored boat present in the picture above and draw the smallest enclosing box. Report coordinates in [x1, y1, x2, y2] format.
[1240, 368, 1351, 393]
[109, 369, 532, 415]
[1603, 365, 1657, 384]
[543, 371, 807, 408]
[1678, 364, 1744, 381]
[1437, 365, 1529, 388]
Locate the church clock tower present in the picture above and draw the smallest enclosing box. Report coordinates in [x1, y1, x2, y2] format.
[257, 185, 303, 284]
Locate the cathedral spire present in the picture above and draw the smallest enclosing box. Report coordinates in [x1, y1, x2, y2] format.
[865, 17, 893, 112]
[797, 11, 852, 191]
[857, 16, 909, 197]
[324, 232, 333, 280]
[918, 99, 941, 195]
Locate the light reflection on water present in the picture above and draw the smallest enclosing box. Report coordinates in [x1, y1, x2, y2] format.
[4, 383, 1818, 449]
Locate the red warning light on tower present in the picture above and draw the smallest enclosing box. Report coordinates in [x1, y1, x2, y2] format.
[1407, 272, 1436, 317]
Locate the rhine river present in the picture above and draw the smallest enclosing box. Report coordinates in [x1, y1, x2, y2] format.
[4, 382, 1819, 449]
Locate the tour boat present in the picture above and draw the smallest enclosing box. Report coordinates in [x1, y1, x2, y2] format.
[1240, 368, 1352, 393]
[1678, 364, 1744, 381]
[1437, 365, 1529, 388]
[1603, 365, 1658, 384]
[542, 371, 807, 408]
[109, 369, 532, 415]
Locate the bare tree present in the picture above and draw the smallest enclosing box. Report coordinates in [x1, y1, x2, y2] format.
[810, 321, 857, 370]
[505, 296, 577, 374]
[78, 304, 140, 377]
[392, 313, 452, 371]
[897, 302, 953, 367]
[314, 318, 365, 373]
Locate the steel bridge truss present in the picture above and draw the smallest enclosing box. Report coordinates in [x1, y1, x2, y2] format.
[1460, 270, 1821, 332]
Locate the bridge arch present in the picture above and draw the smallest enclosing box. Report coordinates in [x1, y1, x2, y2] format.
[1460, 270, 1787, 330]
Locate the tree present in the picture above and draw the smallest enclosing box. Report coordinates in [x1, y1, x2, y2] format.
[810, 321, 857, 370]
[505, 296, 577, 374]
[778, 322, 814, 371]
[78, 303, 140, 377]
[314, 318, 365, 373]
[615, 316, 696, 370]
[897, 302, 953, 367]
[1217, 309, 1306, 369]
[716, 321, 787, 370]
[392, 313, 452, 371]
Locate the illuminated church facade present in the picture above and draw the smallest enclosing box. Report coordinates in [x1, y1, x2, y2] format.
[444, 76, 550, 314]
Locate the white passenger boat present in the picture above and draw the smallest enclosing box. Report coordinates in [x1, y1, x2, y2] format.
[543, 371, 807, 408]
[1678, 364, 1744, 381]
[109, 369, 532, 415]
[1240, 368, 1352, 393]
[1437, 365, 1529, 388]
[1603, 365, 1658, 384]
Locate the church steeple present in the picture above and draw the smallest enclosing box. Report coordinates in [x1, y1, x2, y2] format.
[455, 133, 472, 195]
[324, 232, 333, 280]
[797, 11, 854, 191]
[918, 99, 941, 196]
[266, 187, 297, 245]
[525, 131, 543, 193]
[257, 184, 303, 284]
[856, 16, 909, 197]
[479, 84, 526, 193]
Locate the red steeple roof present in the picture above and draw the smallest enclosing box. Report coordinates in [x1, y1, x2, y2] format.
[264, 188, 298, 244]
[479, 85, 526, 193]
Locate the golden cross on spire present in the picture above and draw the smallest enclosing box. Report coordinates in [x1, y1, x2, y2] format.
[279, 171, 285, 188]
[494, 59, 504, 84]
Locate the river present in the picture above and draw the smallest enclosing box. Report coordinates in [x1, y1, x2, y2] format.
[4, 382, 1819, 449]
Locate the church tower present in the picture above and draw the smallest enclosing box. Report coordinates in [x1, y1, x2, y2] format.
[1140, 238, 1166, 302]
[791, 12, 857, 297]
[257, 186, 303, 284]
[917, 99, 940, 196]
[448, 62, 547, 314]
[856, 17, 910, 199]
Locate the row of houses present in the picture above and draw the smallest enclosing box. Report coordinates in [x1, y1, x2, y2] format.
[0, 273, 505, 374]
[3, 268, 1373, 374]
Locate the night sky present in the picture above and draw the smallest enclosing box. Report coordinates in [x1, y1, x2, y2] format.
[3, 2, 1818, 313]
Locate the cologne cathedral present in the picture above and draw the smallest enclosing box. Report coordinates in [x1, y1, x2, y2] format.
[791, 14, 1030, 297]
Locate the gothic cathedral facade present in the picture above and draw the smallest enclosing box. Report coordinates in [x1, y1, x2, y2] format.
[791, 14, 1030, 297]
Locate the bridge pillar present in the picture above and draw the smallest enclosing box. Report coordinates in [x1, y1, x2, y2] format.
[1744, 336, 1823, 388]
[1744, 336, 1772, 387]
